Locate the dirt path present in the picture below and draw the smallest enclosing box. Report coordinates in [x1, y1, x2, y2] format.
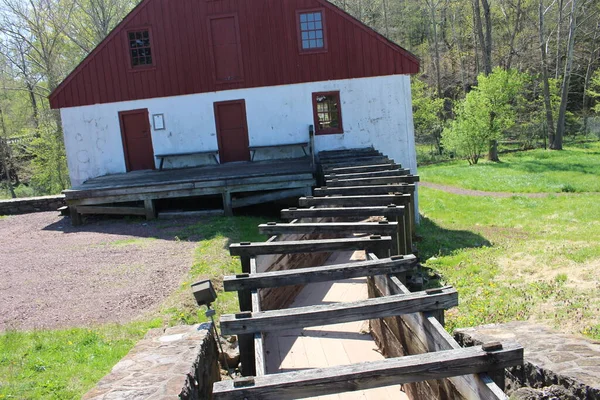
[419, 181, 559, 198]
[0, 212, 201, 331]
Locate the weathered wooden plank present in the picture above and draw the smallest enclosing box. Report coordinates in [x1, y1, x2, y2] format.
[325, 168, 411, 180]
[223, 255, 417, 292]
[238, 256, 255, 377]
[367, 253, 507, 399]
[77, 205, 147, 216]
[318, 147, 375, 156]
[65, 173, 315, 200]
[231, 187, 310, 209]
[220, 287, 458, 335]
[229, 236, 392, 257]
[250, 260, 266, 378]
[327, 175, 420, 186]
[323, 163, 400, 174]
[318, 152, 383, 162]
[314, 184, 415, 196]
[299, 194, 411, 207]
[67, 179, 315, 206]
[280, 206, 404, 219]
[320, 157, 393, 170]
[212, 342, 523, 400]
[258, 221, 398, 236]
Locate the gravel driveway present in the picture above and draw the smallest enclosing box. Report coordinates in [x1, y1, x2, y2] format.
[0, 212, 200, 331]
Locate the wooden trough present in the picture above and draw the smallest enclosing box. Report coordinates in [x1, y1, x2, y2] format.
[213, 148, 523, 399]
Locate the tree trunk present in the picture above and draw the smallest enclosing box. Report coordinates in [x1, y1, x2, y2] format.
[428, 0, 443, 97]
[555, 0, 564, 79]
[505, 0, 522, 69]
[481, 0, 493, 74]
[382, 0, 389, 37]
[554, 0, 578, 150]
[539, 0, 556, 148]
[0, 107, 16, 198]
[472, 0, 491, 75]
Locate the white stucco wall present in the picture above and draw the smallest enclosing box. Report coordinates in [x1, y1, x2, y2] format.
[61, 75, 417, 188]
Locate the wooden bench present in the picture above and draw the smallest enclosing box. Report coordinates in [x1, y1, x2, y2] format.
[248, 142, 309, 161]
[155, 150, 219, 170]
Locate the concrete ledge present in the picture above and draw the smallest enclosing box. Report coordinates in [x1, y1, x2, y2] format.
[455, 322, 600, 399]
[83, 324, 220, 400]
[0, 194, 65, 215]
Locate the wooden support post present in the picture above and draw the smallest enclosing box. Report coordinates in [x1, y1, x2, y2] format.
[222, 191, 233, 216]
[212, 342, 523, 400]
[237, 255, 255, 376]
[144, 199, 156, 220]
[220, 287, 458, 335]
[69, 205, 82, 226]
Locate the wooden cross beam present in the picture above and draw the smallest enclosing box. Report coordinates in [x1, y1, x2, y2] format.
[324, 168, 411, 180]
[314, 184, 415, 196]
[280, 205, 404, 219]
[219, 287, 458, 335]
[223, 255, 417, 292]
[326, 175, 420, 186]
[229, 235, 392, 257]
[322, 163, 400, 174]
[258, 221, 398, 236]
[318, 151, 382, 162]
[212, 342, 524, 400]
[299, 194, 410, 207]
[320, 157, 393, 170]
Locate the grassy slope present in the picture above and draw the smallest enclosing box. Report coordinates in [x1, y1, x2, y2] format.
[419, 187, 600, 339]
[419, 142, 600, 193]
[0, 216, 265, 400]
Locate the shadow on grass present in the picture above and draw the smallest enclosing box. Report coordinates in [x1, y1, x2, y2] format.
[417, 216, 491, 261]
[41, 212, 268, 245]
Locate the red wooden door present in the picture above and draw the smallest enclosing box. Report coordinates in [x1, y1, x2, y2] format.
[214, 100, 250, 163]
[119, 109, 155, 171]
[209, 15, 243, 83]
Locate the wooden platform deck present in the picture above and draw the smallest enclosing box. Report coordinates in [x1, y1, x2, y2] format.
[63, 158, 315, 224]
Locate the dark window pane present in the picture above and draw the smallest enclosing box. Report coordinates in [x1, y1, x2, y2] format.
[147, 55, 152, 64]
[300, 13, 307, 22]
[316, 39, 324, 48]
[315, 12, 322, 21]
[302, 40, 309, 49]
[307, 13, 314, 22]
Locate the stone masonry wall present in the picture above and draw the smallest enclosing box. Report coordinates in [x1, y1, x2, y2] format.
[83, 324, 220, 400]
[455, 322, 600, 399]
[0, 195, 65, 215]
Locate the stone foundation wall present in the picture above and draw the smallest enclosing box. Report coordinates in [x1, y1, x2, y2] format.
[0, 195, 65, 215]
[83, 324, 220, 399]
[455, 322, 600, 400]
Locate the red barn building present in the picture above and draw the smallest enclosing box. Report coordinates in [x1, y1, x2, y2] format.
[50, 0, 420, 219]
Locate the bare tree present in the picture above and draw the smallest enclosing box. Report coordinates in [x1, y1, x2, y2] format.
[554, 0, 578, 150]
[539, 0, 556, 148]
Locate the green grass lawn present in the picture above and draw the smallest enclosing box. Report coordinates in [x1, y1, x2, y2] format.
[419, 141, 600, 193]
[418, 187, 600, 340]
[0, 215, 266, 400]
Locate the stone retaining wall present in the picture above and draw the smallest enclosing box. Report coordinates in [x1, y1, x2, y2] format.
[83, 324, 220, 399]
[0, 195, 65, 215]
[455, 322, 600, 399]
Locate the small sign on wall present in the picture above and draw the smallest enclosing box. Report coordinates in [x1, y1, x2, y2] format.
[152, 114, 165, 130]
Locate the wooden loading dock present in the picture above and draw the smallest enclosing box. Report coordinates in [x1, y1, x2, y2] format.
[213, 148, 523, 399]
[62, 157, 315, 225]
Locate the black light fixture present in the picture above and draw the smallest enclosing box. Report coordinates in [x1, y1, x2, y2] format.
[191, 279, 231, 376]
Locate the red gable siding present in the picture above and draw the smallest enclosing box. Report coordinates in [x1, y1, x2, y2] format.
[49, 0, 419, 109]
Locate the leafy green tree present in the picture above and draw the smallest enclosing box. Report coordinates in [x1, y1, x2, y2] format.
[441, 67, 525, 164]
[411, 76, 445, 153]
